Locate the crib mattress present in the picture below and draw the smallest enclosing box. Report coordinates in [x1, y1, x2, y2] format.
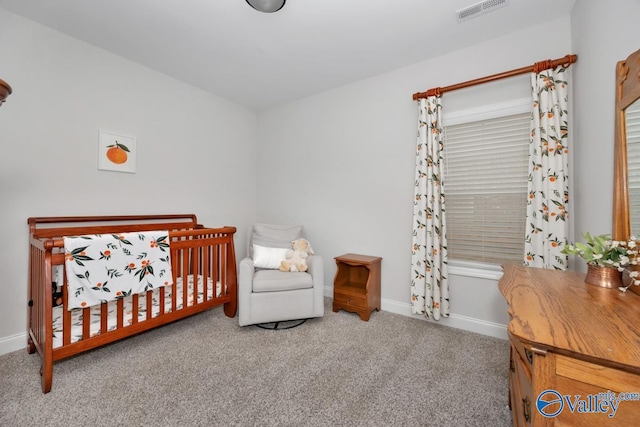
[52, 275, 220, 348]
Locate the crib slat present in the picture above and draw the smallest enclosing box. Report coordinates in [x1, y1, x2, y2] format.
[217, 243, 224, 296]
[82, 307, 90, 339]
[146, 290, 152, 319]
[191, 244, 198, 306]
[61, 265, 71, 346]
[182, 250, 188, 308]
[117, 299, 124, 328]
[171, 244, 179, 312]
[203, 244, 210, 301]
[100, 303, 108, 334]
[171, 280, 177, 313]
[213, 241, 219, 298]
[132, 294, 139, 324]
[159, 287, 165, 316]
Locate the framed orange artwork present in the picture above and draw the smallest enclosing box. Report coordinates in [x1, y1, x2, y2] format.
[98, 130, 136, 173]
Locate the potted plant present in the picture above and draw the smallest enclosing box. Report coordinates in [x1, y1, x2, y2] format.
[561, 232, 638, 290]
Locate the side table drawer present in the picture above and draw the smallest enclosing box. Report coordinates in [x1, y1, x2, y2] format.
[334, 291, 366, 309]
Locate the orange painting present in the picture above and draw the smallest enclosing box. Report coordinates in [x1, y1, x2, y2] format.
[98, 130, 136, 173]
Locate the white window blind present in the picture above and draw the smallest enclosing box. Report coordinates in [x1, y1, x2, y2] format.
[443, 112, 529, 265]
[627, 103, 640, 237]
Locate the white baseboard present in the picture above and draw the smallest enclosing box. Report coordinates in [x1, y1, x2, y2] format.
[0, 332, 27, 356]
[325, 285, 508, 340]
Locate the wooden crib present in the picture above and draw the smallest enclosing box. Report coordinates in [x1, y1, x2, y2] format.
[27, 214, 237, 393]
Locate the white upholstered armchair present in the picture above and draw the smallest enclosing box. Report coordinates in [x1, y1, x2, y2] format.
[238, 224, 325, 327]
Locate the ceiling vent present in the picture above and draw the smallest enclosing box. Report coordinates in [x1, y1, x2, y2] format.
[456, 0, 508, 22]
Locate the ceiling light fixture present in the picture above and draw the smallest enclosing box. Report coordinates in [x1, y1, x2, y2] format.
[246, 0, 286, 13]
[0, 78, 12, 107]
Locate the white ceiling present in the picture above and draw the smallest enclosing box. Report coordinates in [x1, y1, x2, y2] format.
[0, 0, 575, 111]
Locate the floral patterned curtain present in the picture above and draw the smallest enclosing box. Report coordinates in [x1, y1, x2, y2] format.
[524, 66, 570, 269]
[411, 96, 449, 320]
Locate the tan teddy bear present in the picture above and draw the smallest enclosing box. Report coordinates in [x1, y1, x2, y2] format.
[279, 238, 314, 272]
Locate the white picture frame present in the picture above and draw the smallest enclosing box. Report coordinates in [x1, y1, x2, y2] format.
[98, 130, 136, 173]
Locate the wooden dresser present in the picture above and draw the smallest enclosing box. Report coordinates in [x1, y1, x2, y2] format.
[499, 265, 640, 426]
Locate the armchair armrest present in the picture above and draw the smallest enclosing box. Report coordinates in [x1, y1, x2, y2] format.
[306, 255, 325, 316]
[239, 256, 254, 280]
[239, 257, 255, 296]
[306, 255, 322, 277]
[238, 257, 255, 326]
[240, 256, 254, 271]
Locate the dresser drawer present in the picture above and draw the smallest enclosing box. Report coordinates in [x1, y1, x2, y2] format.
[556, 354, 640, 391]
[334, 291, 366, 309]
[553, 356, 640, 427]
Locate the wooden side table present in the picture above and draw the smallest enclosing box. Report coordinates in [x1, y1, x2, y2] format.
[332, 253, 381, 321]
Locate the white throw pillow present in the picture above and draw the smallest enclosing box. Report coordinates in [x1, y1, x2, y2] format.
[252, 244, 289, 269]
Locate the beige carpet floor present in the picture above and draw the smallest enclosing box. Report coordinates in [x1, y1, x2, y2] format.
[0, 298, 512, 426]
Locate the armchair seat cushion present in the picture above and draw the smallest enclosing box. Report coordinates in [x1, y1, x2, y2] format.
[252, 269, 313, 293]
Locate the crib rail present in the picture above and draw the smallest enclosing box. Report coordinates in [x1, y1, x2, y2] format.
[28, 214, 200, 239]
[27, 217, 236, 393]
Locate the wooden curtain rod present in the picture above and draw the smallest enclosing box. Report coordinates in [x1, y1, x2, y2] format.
[412, 54, 577, 100]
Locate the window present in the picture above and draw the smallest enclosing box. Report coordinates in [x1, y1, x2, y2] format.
[627, 103, 640, 236]
[443, 100, 530, 266]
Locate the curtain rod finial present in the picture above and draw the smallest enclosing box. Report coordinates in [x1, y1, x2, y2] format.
[413, 88, 443, 101]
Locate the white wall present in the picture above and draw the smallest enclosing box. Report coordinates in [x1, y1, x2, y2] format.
[0, 9, 258, 354]
[571, 0, 640, 270]
[256, 17, 573, 338]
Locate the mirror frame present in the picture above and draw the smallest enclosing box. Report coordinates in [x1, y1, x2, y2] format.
[613, 48, 640, 241]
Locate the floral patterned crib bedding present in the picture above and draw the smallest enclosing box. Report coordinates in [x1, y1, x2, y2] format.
[63, 231, 173, 309]
[52, 274, 220, 349]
